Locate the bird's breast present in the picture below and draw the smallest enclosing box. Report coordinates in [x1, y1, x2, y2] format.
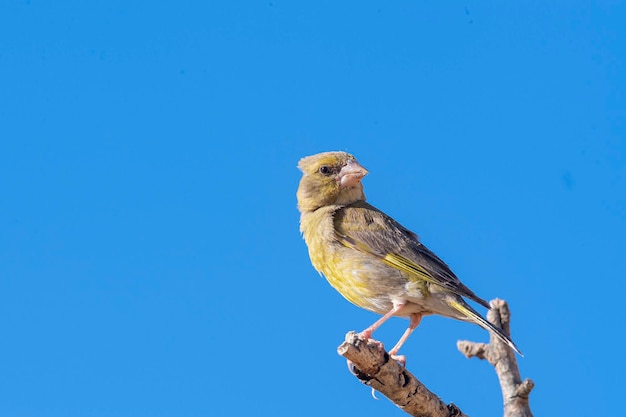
[302, 217, 401, 313]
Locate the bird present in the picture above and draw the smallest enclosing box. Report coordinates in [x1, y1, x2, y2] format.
[296, 151, 521, 364]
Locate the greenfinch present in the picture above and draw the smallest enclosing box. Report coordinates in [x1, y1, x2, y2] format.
[297, 151, 521, 363]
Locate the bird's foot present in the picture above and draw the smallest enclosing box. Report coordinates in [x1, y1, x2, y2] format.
[357, 331, 386, 351]
[359, 333, 385, 352]
[390, 353, 406, 367]
[358, 329, 373, 340]
[346, 359, 356, 374]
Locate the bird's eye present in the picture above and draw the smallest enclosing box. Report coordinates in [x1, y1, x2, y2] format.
[319, 165, 333, 175]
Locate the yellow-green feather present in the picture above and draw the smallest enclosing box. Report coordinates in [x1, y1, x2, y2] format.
[447, 300, 522, 355]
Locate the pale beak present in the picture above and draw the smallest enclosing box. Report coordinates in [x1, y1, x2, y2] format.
[338, 160, 368, 188]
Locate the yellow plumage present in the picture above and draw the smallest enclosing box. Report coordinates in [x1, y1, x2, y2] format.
[297, 151, 521, 363]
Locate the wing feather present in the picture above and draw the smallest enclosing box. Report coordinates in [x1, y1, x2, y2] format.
[334, 201, 490, 309]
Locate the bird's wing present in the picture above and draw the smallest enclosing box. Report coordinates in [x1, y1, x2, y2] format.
[334, 201, 490, 309]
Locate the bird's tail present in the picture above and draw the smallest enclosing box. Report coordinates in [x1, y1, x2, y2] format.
[448, 300, 523, 356]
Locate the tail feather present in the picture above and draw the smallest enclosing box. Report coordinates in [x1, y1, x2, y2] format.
[448, 300, 523, 356]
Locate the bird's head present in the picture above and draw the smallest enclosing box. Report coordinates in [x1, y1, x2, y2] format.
[297, 151, 368, 213]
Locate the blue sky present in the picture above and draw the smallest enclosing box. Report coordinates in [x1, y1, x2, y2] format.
[1, 2, 624, 416]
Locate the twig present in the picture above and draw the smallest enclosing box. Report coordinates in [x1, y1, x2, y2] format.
[457, 299, 534, 417]
[337, 299, 533, 417]
[338, 331, 469, 417]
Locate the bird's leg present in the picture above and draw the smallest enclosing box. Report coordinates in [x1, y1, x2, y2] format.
[358, 303, 405, 340]
[350, 304, 405, 364]
[388, 313, 423, 366]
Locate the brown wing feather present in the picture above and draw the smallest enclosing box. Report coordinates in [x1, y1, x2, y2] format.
[334, 200, 490, 309]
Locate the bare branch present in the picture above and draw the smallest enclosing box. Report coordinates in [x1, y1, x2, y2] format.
[338, 331, 469, 417]
[457, 299, 534, 417]
[337, 300, 533, 417]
